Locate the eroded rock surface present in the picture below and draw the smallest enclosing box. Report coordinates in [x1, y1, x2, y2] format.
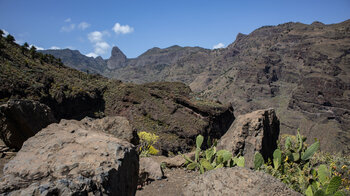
[183, 167, 301, 196]
[138, 157, 164, 186]
[0, 119, 139, 196]
[217, 108, 279, 168]
[0, 99, 57, 150]
[81, 116, 139, 145]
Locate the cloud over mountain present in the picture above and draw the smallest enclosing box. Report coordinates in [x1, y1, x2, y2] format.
[112, 23, 134, 34]
[213, 43, 225, 49]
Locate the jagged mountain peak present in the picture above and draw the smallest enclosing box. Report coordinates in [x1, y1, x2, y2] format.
[110, 46, 126, 57]
[107, 46, 127, 70]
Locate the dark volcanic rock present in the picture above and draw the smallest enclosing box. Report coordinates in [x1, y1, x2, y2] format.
[107, 46, 127, 69]
[104, 82, 235, 155]
[217, 108, 280, 168]
[183, 167, 301, 196]
[0, 118, 139, 196]
[43, 88, 106, 120]
[0, 99, 57, 150]
[288, 74, 350, 153]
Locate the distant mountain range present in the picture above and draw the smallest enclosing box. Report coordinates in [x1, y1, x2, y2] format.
[40, 49, 107, 74]
[40, 19, 350, 154]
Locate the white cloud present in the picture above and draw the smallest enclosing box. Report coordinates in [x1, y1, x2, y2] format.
[78, 22, 90, 30]
[60, 24, 76, 32]
[87, 31, 111, 57]
[29, 44, 44, 50]
[50, 46, 60, 50]
[94, 41, 110, 55]
[2, 29, 9, 36]
[112, 23, 134, 34]
[88, 31, 103, 42]
[64, 18, 71, 23]
[86, 52, 98, 58]
[213, 43, 225, 49]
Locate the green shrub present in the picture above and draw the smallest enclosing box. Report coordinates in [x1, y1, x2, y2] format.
[254, 130, 349, 195]
[183, 135, 244, 174]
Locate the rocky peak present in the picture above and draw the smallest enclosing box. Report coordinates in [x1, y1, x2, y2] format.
[95, 56, 104, 61]
[107, 46, 127, 70]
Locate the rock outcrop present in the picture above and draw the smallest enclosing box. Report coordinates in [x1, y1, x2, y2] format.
[0, 99, 57, 150]
[80, 116, 139, 145]
[0, 118, 139, 196]
[107, 46, 127, 70]
[217, 108, 279, 168]
[105, 82, 235, 155]
[183, 167, 301, 196]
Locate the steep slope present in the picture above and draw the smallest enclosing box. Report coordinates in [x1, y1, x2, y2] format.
[0, 35, 234, 155]
[197, 20, 350, 154]
[40, 49, 107, 74]
[106, 46, 127, 69]
[1, 43, 107, 120]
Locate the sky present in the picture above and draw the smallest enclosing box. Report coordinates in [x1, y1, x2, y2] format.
[1, 0, 350, 59]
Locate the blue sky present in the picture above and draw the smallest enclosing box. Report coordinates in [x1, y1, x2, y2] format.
[1, 0, 349, 59]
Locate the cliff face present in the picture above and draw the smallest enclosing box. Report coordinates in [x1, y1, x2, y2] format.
[107, 46, 127, 69]
[197, 20, 350, 154]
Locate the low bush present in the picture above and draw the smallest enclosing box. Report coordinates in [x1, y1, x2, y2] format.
[254, 130, 349, 196]
[183, 135, 245, 174]
[138, 131, 159, 157]
[184, 130, 350, 196]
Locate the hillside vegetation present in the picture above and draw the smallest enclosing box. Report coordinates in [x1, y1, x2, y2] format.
[0, 33, 234, 155]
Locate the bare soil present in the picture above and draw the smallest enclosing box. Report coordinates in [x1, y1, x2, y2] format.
[136, 168, 199, 196]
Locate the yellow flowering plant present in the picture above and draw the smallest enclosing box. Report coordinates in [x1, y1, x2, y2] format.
[138, 131, 159, 157]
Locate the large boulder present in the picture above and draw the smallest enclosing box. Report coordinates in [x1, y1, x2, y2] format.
[183, 167, 301, 196]
[0, 118, 139, 196]
[217, 108, 279, 168]
[80, 116, 139, 145]
[0, 99, 57, 150]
